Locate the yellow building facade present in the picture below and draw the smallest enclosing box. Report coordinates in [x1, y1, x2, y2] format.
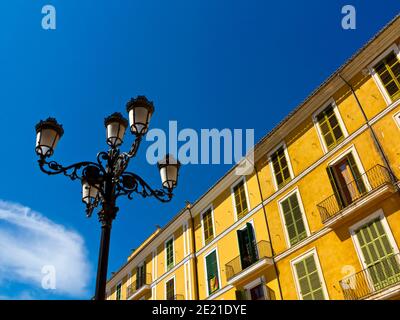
[106, 15, 400, 301]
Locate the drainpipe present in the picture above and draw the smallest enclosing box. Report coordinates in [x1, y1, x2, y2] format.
[253, 162, 284, 300]
[186, 201, 200, 300]
[338, 73, 397, 182]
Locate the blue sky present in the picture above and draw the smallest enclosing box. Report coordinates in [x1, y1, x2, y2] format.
[0, 1, 399, 299]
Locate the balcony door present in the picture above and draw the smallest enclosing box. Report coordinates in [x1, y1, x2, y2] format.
[327, 153, 366, 208]
[237, 223, 258, 270]
[355, 218, 400, 291]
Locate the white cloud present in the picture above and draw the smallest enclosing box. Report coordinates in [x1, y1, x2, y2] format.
[0, 200, 91, 298]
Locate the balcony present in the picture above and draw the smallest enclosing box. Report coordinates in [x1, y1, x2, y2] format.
[126, 273, 152, 300]
[340, 253, 400, 300]
[225, 241, 273, 284]
[167, 294, 184, 300]
[317, 165, 395, 227]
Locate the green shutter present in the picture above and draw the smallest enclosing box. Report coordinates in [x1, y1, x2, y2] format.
[166, 239, 174, 271]
[237, 229, 247, 265]
[316, 105, 344, 150]
[271, 147, 291, 188]
[235, 290, 246, 300]
[246, 223, 258, 262]
[206, 251, 219, 294]
[374, 52, 400, 101]
[356, 218, 400, 290]
[294, 254, 325, 300]
[281, 193, 307, 246]
[116, 283, 122, 300]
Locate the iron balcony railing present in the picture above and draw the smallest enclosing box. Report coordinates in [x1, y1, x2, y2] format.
[317, 165, 392, 223]
[126, 273, 152, 298]
[340, 253, 400, 300]
[167, 294, 184, 300]
[225, 240, 273, 281]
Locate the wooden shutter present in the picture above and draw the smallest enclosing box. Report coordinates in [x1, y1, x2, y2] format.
[166, 239, 174, 270]
[206, 251, 219, 294]
[246, 223, 258, 262]
[235, 290, 246, 300]
[295, 254, 325, 300]
[356, 218, 400, 289]
[281, 193, 307, 246]
[237, 229, 247, 264]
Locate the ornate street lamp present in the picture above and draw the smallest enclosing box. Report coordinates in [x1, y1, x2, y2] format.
[34, 96, 180, 300]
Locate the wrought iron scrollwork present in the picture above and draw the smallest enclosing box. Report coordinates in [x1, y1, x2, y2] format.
[38, 135, 173, 220]
[38, 158, 104, 181]
[116, 172, 172, 203]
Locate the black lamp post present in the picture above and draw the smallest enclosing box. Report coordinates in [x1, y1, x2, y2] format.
[34, 96, 181, 300]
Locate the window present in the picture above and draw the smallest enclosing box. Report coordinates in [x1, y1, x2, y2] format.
[354, 217, 400, 291]
[165, 278, 175, 300]
[237, 223, 258, 269]
[205, 250, 220, 295]
[165, 238, 174, 271]
[232, 180, 248, 219]
[116, 282, 122, 300]
[316, 104, 344, 151]
[280, 192, 307, 246]
[293, 253, 326, 300]
[202, 208, 214, 245]
[136, 263, 146, 289]
[327, 152, 366, 208]
[374, 51, 400, 102]
[271, 146, 292, 188]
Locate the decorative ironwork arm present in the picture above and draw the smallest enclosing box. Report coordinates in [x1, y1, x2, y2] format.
[38, 157, 105, 181]
[116, 171, 172, 203]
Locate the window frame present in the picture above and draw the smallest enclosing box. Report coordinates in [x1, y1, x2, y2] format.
[327, 145, 371, 192]
[164, 235, 175, 273]
[268, 142, 294, 190]
[393, 111, 400, 129]
[312, 98, 348, 154]
[277, 187, 311, 248]
[368, 43, 400, 106]
[290, 247, 329, 300]
[203, 247, 222, 298]
[349, 208, 400, 272]
[230, 177, 251, 222]
[201, 204, 216, 246]
[243, 276, 269, 300]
